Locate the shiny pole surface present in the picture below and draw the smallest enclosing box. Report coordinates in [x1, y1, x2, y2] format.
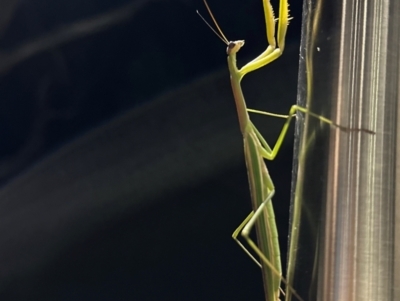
[287, 0, 400, 300]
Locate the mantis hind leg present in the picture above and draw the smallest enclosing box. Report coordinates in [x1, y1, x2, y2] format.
[232, 173, 278, 269]
[234, 187, 304, 301]
[232, 211, 262, 268]
[232, 188, 283, 301]
[232, 181, 283, 300]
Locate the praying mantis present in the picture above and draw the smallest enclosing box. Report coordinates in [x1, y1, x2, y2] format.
[199, 0, 374, 300]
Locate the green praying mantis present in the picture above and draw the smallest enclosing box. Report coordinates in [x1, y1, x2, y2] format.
[198, 0, 374, 300]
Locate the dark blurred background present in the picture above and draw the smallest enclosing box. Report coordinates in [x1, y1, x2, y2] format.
[0, 0, 302, 300]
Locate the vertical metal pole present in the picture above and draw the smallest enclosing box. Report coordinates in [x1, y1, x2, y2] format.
[287, 0, 400, 300]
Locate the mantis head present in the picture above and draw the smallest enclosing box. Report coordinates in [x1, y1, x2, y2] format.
[227, 40, 245, 55]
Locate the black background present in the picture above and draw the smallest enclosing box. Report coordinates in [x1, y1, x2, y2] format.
[0, 0, 303, 300]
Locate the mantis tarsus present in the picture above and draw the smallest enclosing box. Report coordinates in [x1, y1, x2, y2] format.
[199, 0, 374, 300]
